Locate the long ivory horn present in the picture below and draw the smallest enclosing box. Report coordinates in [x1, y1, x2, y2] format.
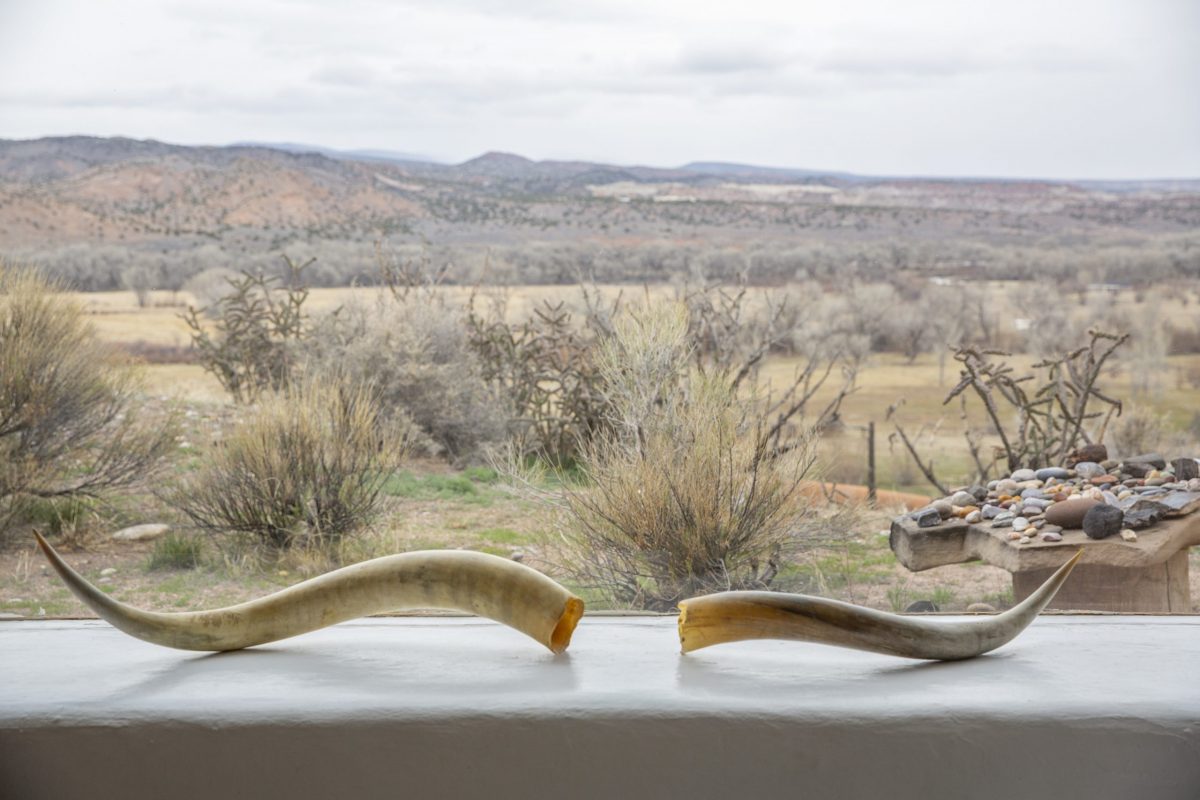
[677, 550, 1082, 660]
[34, 532, 584, 654]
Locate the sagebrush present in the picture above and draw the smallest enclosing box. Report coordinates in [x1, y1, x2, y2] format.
[534, 304, 845, 610]
[169, 377, 407, 548]
[0, 264, 175, 538]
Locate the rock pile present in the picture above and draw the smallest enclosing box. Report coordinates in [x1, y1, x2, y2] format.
[908, 447, 1200, 545]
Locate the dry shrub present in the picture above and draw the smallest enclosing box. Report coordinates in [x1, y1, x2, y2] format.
[301, 298, 508, 463]
[169, 377, 406, 549]
[467, 291, 613, 466]
[183, 267, 241, 313]
[1166, 323, 1200, 355]
[537, 304, 843, 610]
[1107, 407, 1196, 459]
[182, 258, 310, 403]
[0, 264, 175, 537]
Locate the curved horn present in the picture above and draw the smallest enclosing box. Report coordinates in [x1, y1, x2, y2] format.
[677, 550, 1081, 660]
[34, 532, 584, 654]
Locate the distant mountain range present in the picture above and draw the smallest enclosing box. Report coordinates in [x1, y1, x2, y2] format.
[1, 135, 1197, 291]
[3, 135, 1198, 191]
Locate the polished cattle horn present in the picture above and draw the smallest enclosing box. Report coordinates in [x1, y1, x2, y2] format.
[34, 532, 584, 654]
[677, 550, 1082, 660]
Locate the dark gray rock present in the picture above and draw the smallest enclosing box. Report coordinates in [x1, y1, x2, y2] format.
[1172, 458, 1199, 481]
[1082, 504, 1124, 539]
[1125, 453, 1166, 470]
[912, 507, 942, 528]
[905, 600, 938, 613]
[1155, 491, 1200, 515]
[1121, 500, 1169, 529]
[1121, 461, 1154, 478]
[969, 485, 989, 502]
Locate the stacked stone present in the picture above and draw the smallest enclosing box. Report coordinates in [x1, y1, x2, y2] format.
[908, 447, 1200, 546]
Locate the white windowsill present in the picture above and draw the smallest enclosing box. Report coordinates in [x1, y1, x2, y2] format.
[2, 616, 1198, 799]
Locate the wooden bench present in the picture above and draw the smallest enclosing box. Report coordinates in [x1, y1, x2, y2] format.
[890, 510, 1200, 612]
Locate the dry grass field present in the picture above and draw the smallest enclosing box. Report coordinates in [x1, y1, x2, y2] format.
[92, 282, 1200, 495]
[3, 281, 1197, 619]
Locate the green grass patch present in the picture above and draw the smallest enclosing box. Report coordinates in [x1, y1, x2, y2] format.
[146, 533, 204, 571]
[930, 586, 957, 608]
[461, 466, 499, 484]
[151, 574, 192, 594]
[18, 496, 92, 535]
[477, 527, 526, 544]
[382, 469, 500, 504]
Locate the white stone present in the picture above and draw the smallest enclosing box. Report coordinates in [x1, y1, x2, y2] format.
[112, 524, 170, 542]
[99, 567, 116, 577]
[1120, 529, 1138, 542]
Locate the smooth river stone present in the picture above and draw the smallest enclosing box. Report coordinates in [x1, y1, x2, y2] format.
[996, 479, 1019, 495]
[1036, 467, 1071, 481]
[1043, 497, 1101, 529]
[1073, 462, 1105, 479]
[1010, 469, 1037, 482]
[949, 490, 976, 507]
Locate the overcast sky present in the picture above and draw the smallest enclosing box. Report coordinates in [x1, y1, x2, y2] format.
[1, 0, 1197, 178]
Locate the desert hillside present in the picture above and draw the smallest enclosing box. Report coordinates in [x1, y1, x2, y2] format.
[2, 136, 1197, 289]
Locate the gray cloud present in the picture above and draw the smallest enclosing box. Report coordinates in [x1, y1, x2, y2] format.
[0, 0, 1197, 177]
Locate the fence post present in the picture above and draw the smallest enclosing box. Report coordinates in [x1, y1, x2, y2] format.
[867, 421, 877, 505]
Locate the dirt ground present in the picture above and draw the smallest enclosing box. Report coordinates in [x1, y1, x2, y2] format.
[7, 481, 1196, 620]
